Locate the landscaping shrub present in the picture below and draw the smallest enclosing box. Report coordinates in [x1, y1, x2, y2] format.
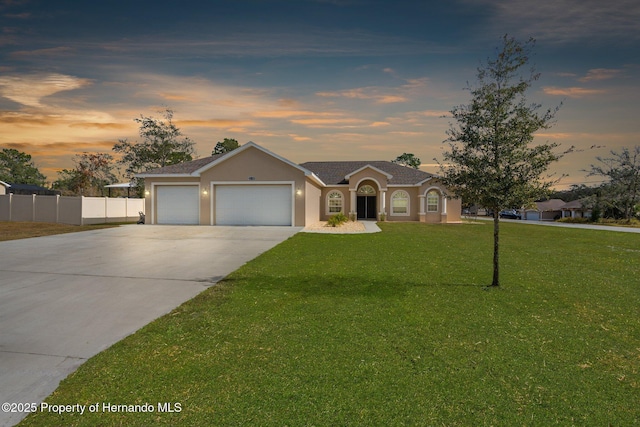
[327, 212, 349, 227]
[557, 217, 590, 224]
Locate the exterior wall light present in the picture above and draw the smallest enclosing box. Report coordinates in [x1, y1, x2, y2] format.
[144, 190, 150, 196]
[296, 189, 302, 196]
[202, 189, 208, 196]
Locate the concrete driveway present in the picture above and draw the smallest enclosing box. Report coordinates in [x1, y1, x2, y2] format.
[0, 225, 300, 427]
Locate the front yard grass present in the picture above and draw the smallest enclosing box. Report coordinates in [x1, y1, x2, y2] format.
[21, 222, 640, 426]
[0, 221, 120, 241]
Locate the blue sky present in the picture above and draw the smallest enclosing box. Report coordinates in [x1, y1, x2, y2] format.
[1, 0, 638, 189]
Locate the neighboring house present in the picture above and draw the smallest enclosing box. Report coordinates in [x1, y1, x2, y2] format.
[523, 199, 565, 221]
[0, 182, 57, 195]
[560, 199, 592, 219]
[137, 141, 461, 226]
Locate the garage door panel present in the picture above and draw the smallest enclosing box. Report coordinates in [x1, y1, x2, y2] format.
[216, 185, 291, 226]
[157, 186, 199, 224]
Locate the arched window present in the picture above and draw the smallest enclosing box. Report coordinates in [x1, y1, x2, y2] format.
[426, 190, 439, 212]
[327, 191, 343, 214]
[391, 190, 410, 216]
[357, 184, 376, 195]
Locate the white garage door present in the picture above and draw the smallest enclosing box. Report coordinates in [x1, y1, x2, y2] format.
[525, 211, 540, 221]
[215, 185, 292, 226]
[156, 186, 199, 224]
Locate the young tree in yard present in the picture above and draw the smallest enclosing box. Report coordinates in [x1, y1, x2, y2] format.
[212, 138, 240, 155]
[438, 35, 564, 287]
[0, 148, 47, 186]
[588, 146, 640, 221]
[52, 152, 116, 196]
[392, 153, 421, 169]
[113, 109, 196, 189]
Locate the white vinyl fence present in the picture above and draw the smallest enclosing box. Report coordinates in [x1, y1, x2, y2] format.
[0, 194, 145, 225]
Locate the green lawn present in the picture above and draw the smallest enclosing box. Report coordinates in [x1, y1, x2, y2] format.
[21, 222, 640, 426]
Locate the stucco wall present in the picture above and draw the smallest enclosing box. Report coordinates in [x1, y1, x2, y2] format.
[348, 169, 388, 192]
[144, 147, 310, 226]
[202, 147, 308, 226]
[304, 180, 322, 225]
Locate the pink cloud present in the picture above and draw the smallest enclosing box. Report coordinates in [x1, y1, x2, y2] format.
[542, 86, 606, 98]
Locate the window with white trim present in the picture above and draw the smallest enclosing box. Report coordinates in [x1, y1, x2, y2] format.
[391, 190, 410, 215]
[327, 190, 344, 214]
[426, 190, 439, 212]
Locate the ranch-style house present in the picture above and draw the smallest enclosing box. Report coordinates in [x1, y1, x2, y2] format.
[137, 141, 461, 226]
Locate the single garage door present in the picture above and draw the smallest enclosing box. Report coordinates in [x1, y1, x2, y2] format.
[156, 185, 199, 224]
[215, 184, 292, 226]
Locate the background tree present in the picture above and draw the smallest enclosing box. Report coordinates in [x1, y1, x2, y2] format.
[438, 35, 563, 287]
[113, 109, 195, 196]
[587, 146, 640, 221]
[52, 169, 84, 196]
[114, 109, 195, 173]
[0, 148, 47, 186]
[549, 184, 599, 202]
[392, 153, 421, 169]
[52, 152, 116, 196]
[212, 138, 240, 155]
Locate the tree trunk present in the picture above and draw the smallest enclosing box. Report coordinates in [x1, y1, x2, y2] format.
[491, 210, 500, 287]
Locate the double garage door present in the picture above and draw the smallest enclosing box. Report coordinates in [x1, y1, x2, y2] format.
[156, 184, 292, 226]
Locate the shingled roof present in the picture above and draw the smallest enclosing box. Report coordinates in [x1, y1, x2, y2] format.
[138, 146, 434, 186]
[140, 154, 225, 175]
[300, 161, 434, 185]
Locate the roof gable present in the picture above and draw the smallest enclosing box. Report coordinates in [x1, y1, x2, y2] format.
[345, 164, 393, 180]
[561, 199, 588, 209]
[192, 141, 313, 178]
[137, 142, 324, 185]
[535, 199, 566, 211]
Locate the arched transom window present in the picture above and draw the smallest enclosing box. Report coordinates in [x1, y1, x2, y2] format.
[327, 191, 343, 214]
[357, 185, 376, 195]
[426, 190, 439, 212]
[391, 190, 410, 216]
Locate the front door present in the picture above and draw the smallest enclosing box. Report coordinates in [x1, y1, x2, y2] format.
[357, 196, 377, 219]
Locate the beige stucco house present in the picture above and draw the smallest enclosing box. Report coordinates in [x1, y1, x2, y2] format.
[137, 142, 461, 226]
[523, 199, 565, 221]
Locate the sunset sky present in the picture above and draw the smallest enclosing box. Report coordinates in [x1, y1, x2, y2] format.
[1, 0, 638, 189]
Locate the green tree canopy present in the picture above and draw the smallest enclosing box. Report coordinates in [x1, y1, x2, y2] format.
[113, 109, 196, 178]
[212, 138, 240, 155]
[0, 148, 47, 186]
[438, 35, 564, 287]
[588, 146, 640, 221]
[52, 152, 116, 196]
[392, 153, 421, 169]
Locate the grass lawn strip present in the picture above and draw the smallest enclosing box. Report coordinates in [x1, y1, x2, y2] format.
[20, 222, 640, 426]
[0, 221, 120, 241]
